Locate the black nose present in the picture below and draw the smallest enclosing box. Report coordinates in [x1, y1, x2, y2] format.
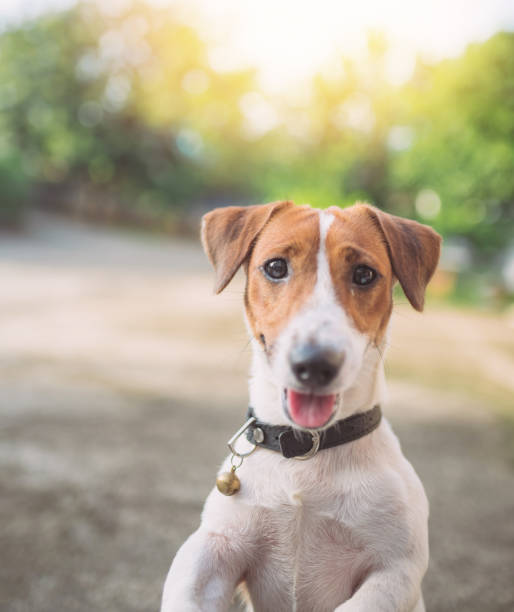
[289, 344, 344, 387]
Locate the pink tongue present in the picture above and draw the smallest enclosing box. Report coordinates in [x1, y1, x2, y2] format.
[287, 389, 336, 428]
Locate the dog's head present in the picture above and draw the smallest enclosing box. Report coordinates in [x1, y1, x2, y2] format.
[202, 201, 441, 429]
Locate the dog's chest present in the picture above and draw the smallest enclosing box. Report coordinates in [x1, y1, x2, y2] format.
[245, 491, 368, 612]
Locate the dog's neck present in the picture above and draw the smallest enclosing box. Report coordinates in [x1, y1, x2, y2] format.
[248, 338, 387, 427]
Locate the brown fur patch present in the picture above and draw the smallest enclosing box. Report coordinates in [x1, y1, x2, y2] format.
[325, 203, 441, 341]
[201, 201, 294, 294]
[245, 205, 320, 352]
[366, 205, 442, 311]
[326, 205, 395, 344]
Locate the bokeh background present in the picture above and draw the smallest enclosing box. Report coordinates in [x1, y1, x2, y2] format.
[1, 1, 513, 611]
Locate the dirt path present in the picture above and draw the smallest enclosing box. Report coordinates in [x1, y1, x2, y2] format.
[1, 213, 513, 611]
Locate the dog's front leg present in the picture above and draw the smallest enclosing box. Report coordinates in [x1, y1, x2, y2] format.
[161, 527, 248, 612]
[334, 561, 425, 612]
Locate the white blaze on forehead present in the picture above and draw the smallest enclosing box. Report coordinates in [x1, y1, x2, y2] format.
[268, 207, 369, 403]
[297, 209, 345, 349]
[274, 209, 346, 356]
[315, 210, 336, 303]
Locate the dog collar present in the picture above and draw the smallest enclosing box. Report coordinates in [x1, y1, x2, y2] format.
[245, 404, 382, 459]
[215, 404, 382, 495]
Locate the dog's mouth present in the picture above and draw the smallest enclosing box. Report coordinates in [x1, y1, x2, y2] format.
[283, 388, 338, 429]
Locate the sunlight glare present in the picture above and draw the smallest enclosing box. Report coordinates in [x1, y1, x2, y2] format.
[165, 0, 514, 93]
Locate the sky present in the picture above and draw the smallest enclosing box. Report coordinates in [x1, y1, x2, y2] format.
[2, 0, 514, 92]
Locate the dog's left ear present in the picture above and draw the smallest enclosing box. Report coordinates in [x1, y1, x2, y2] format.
[201, 200, 294, 294]
[366, 205, 442, 311]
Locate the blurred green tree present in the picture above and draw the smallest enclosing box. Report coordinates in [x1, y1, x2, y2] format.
[390, 32, 514, 254]
[0, 2, 512, 264]
[0, 2, 257, 226]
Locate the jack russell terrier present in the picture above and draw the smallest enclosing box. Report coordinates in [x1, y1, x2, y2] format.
[161, 201, 441, 612]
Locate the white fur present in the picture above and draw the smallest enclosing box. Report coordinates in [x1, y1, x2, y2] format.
[161, 210, 429, 612]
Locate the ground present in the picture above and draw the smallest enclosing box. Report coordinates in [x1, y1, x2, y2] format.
[0, 212, 513, 612]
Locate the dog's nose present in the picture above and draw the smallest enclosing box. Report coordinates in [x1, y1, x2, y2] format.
[289, 344, 344, 387]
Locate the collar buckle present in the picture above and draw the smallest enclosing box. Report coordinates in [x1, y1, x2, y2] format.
[290, 430, 320, 460]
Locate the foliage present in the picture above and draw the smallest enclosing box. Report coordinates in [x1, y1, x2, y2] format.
[391, 33, 514, 254]
[0, 2, 512, 259]
[0, 151, 29, 225]
[0, 3, 256, 220]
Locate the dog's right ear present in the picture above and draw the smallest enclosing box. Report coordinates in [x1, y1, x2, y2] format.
[201, 200, 293, 294]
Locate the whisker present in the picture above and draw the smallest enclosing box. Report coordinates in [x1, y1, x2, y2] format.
[239, 337, 253, 355]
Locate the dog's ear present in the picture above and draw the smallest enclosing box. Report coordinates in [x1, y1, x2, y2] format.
[366, 205, 442, 311]
[201, 200, 294, 294]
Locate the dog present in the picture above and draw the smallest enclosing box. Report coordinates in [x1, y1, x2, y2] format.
[161, 201, 441, 612]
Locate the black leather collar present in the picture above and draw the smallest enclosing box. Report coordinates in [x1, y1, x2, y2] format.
[245, 405, 382, 459]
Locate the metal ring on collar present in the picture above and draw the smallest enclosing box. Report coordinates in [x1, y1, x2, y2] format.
[292, 430, 321, 460]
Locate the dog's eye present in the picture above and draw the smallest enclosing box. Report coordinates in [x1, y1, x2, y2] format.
[263, 258, 289, 280]
[352, 265, 377, 286]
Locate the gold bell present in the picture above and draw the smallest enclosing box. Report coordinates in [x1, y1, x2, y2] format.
[216, 466, 240, 496]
